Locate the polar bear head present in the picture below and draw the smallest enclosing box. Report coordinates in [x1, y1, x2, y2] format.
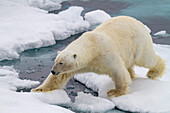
[51, 51, 77, 75]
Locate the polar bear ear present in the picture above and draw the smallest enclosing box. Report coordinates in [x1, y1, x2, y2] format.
[57, 51, 61, 55]
[73, 54, 77, 59]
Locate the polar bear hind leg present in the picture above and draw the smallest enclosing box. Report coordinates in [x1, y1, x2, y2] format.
[136, 46, 165, 80]
[146, 55, 165, 79]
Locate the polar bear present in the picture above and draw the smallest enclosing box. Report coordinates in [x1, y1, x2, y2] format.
[31, 16, 165, 97]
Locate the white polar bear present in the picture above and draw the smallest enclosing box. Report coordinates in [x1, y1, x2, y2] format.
[31, 16, 165, 97]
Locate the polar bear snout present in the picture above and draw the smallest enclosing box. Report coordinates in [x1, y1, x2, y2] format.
[51, 70, 60, 75]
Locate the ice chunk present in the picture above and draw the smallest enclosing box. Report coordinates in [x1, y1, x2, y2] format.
[0, 66, 39, 91]
[144, 25, 151, 33]
[112, 78, 170, 113]
[154, 30, 166, 36]
[72, 92, 115, 112]
[28, 0, 67, 11]
[0, 66, 72, 113]
[74, 73, 114, 98]
[32, 89, 71, 105]
[53, 6, 90, 40]
[0, 88, 73, 113]
[0, 0, 90, 61]
[84, 10, 111, 26]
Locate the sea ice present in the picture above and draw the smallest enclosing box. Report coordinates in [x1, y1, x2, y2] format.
[74, 73, 114, 98]
[28, 0, 67, 11]
[154, 30, 166, 36]
[32, 89, 71, 105]
[0, 0, 89, 61]
[72, 92, 115, 112]
[0, 88, 73, 113]
[112, 78, 170, 113]
[144, 25, 151, 33]
[84, 10, 111, 26]
[0, 66, 72, 113]
[0, 66, 39, 91]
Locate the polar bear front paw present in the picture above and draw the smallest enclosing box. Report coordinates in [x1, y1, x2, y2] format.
[31, 87, 51, 92]
[107, 89, 126, 97]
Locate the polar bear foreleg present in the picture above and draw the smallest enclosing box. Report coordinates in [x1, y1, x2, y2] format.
[128, 67, 136, 78]
[31, 73, 72, 92]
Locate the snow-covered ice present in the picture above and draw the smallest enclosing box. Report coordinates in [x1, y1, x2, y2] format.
[144, 25, 151, 34]
[72, 92, 115, 112]
[75, 44, 170, 113]
[0, 66, 72, 113]
[112, 78, 170, 113]
[74, 73, 114, 98]
[1, 0, 170, 112]
[33, 89, 71, 105]
[154, 30, 166, 36]
[153, 30, 170, 38]
[0, 66, 39, 91]
[0, 88, 73, 113]
[0, 0, 89, 61]
[28, 0, 67, 11]
[84, 10, 111, 26]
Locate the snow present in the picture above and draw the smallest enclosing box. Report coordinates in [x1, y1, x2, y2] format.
[112, 78, 170, 113]
[72, 92, 115, 112]
[84, 10, 111, 26]
[153, 30, 170, 38]
[33, 90, 71, 105]
[154, 30, 166, 36]
[0, 0, 89, 61]
[1, 0, 170, 112]
[74, 73, 114, 98]
[0, 66, 72, 113]
[0, 66, 40, 91]
[144, 25, 151, 34]
[28, 0, 67, 11]
[75, 44, 170, 113]
[0, 88, 73, 113]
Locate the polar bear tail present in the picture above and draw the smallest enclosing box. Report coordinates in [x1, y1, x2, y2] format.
[147, 55, 166, 79]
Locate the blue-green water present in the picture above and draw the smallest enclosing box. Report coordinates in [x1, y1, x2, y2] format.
[1, 0, 170, 113]
[110, 0, 170, 19]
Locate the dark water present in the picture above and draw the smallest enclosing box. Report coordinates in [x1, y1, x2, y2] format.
[1, 0, 170, 113]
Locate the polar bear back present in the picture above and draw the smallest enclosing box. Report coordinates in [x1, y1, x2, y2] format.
[93, 16, 155, 67]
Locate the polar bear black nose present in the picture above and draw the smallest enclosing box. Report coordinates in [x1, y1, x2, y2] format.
[51, 71, 56, 75]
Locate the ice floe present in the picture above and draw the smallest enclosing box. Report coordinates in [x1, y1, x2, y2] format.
[0, 0, 89, 61]
[0, 66, 72, 113]
[72, 92, 115, 112]
[28, 0, 67, 11]
[153, 30, 170, 38]
[112, 78, 170, 113]
[144, 25, 151, 34]
[0, 88, 73, 113]
[154, 30, 166, 36]
[84, 9, 111, 26]
[32, 89, 71, 105]
[0, 66, 39, 91]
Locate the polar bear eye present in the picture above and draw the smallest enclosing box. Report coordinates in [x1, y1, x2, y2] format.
[59, 62, 63, 65]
